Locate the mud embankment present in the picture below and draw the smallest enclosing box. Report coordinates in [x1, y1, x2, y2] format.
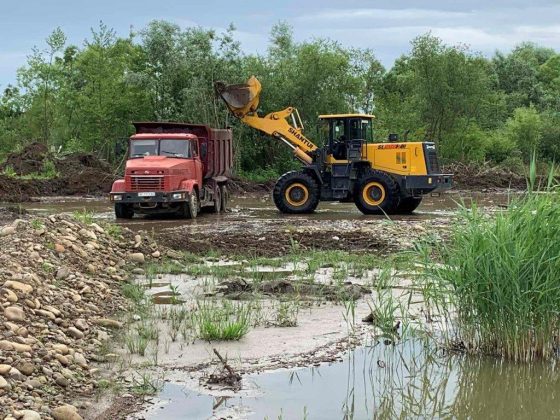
[0, 143, 115, 202]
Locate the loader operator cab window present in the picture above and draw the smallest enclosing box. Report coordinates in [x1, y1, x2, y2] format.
[332, 119, 347, 160]
[349, 118, 373, 143]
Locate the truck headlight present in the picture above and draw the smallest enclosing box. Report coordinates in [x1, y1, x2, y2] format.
[113, 194, 122, 201]
[172, 193, 183, 200]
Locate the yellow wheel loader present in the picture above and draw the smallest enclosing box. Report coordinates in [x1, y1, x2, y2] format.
[215, 76, 452, 215]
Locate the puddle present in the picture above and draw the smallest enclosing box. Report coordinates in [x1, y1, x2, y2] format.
[140, 339, 559, 419]
[151, 290, 185, 305]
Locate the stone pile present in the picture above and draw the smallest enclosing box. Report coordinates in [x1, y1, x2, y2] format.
[0, 214, 159, 419]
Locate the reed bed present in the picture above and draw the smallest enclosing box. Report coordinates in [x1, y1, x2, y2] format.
[425, 167, 560, 361]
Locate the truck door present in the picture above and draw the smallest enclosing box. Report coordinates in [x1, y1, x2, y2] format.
[193, 140, 203, 187]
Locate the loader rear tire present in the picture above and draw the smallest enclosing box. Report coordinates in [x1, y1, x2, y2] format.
[354, 170, 399, 215]
[273, 171, 320, 214]
[115, 203, 134, 219]
[395, 196, 422, 214]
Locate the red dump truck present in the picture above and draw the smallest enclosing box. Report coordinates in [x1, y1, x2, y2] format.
[110, 122, 233, 219]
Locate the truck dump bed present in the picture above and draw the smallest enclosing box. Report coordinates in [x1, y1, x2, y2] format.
[132, 122, 233, 179]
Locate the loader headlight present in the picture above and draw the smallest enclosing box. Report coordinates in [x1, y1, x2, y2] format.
[113, 194, 122, 201]
[172, 193, 184, 200]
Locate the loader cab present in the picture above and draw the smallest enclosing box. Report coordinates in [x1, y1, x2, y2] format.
[319, 114, 374, 160]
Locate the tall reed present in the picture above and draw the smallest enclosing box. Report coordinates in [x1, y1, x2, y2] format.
[426, 163, 560, 361]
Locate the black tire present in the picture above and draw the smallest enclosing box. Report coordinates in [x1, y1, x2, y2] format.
[179, 191, 198, 219]
[220, 185, 228, 212]
[115, 203, 134, 219]
[210, 186, 221, 213]
[354, 170, 400, 215]
[273, 171, 320, 214]
[395, 196, 422, 214]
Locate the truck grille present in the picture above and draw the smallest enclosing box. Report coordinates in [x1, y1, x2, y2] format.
[423, 143, 441, 174]
[127, 176, 165, 192]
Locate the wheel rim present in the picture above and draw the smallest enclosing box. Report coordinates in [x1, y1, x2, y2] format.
[285, 183, 309, 207]
[362, 182, 386, 206]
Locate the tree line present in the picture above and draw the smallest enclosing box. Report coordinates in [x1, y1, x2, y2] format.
[1, 20, 559, 176]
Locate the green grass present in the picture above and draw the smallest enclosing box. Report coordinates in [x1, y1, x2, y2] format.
[2, 160, 59, 180]
[72, 208, 94, 224]
[194, 300, 252, 341]
[422, 166, 560, 361]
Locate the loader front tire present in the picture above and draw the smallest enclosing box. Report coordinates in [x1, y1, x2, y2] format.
[395, 196, 422, 214]
[354, 170, 399, 215]
[273, 171, 320, 214]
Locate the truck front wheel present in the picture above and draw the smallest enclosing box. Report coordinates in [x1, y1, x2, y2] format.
[395, 196, 422, 214]
[115, 203, 134, 219]
[180, 191, 198, 219]
[273, 171, 320, 214]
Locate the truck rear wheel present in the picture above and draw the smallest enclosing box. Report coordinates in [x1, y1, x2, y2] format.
[180, 191, 198, 219]
[354, 170, 399, 215]
[220, 185, 228, 212]
[210, 187, 222, 213]
[396, 196, 422, 214]
[273, 171, 320, 214]
[115, 203, 134, 219]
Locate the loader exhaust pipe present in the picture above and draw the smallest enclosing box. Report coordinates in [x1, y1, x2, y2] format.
[215, 76, 262, 118]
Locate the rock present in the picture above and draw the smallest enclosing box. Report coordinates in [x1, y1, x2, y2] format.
[131, 268, 145, 275]
[56, 267, 70, 280]
[97, 330, 109, 341]
[134, 234, 142, 244]
[53, 372, 69, 387]
[4, 306, 25, 322]
[151, 250, 161, 258]
[0, 364, 11, 375]
[166, 249, 182, 259]
[55, 243, 65, 253]
[0, 226, 16, 236]
[19, 410, 41, 420]
[53, 344, 69, 355]
[94, 318, 122, 329]
[17, 362, 35, 376]
[52, 404, 82, 420]
[3, 280, 33, 294]
[79, 228, 97, 241]
[73, 352, 87, 368]
[0, 375, 10, 389]
[1, 287, 18, 303]
[67, 327, 84, 339]
[74, 319, 88, 331]
[128, 253, 145, 264]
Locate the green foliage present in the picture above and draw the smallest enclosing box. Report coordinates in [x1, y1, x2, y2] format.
[1, 22, 560, 170]
[72, 208, 94, 224]
[194, 300, 252, 341]
[423, 181, 560, 361]
[503, 107, 542, 160]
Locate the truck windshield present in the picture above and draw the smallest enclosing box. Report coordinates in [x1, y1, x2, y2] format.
[130, 139, 192, 158]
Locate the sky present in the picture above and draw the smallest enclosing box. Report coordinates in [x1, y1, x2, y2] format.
[2, 0, 560, 89]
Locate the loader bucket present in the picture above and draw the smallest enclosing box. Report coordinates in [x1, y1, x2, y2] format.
[215, 76, 262, 118]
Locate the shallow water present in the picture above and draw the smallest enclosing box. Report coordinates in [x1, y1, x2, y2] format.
[2, 191, 511, 232]
[142, 339, 559, 420]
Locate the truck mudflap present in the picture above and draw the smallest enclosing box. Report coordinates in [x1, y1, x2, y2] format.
[109, 191, 190, 204]
[405, 174, 453, 192]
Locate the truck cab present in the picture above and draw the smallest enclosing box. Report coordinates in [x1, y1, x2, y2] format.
[110, 122, 232, 219]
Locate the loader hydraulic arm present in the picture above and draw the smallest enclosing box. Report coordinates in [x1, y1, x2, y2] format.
[215, 77, 317, 165]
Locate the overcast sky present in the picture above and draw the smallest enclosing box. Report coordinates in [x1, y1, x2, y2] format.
[2, 0, 560, 89]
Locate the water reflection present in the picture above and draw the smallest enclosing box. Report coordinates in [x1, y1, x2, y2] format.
[144, 339, 559, 419]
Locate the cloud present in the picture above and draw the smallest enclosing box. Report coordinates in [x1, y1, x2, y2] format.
[297, 8, 470, 22]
